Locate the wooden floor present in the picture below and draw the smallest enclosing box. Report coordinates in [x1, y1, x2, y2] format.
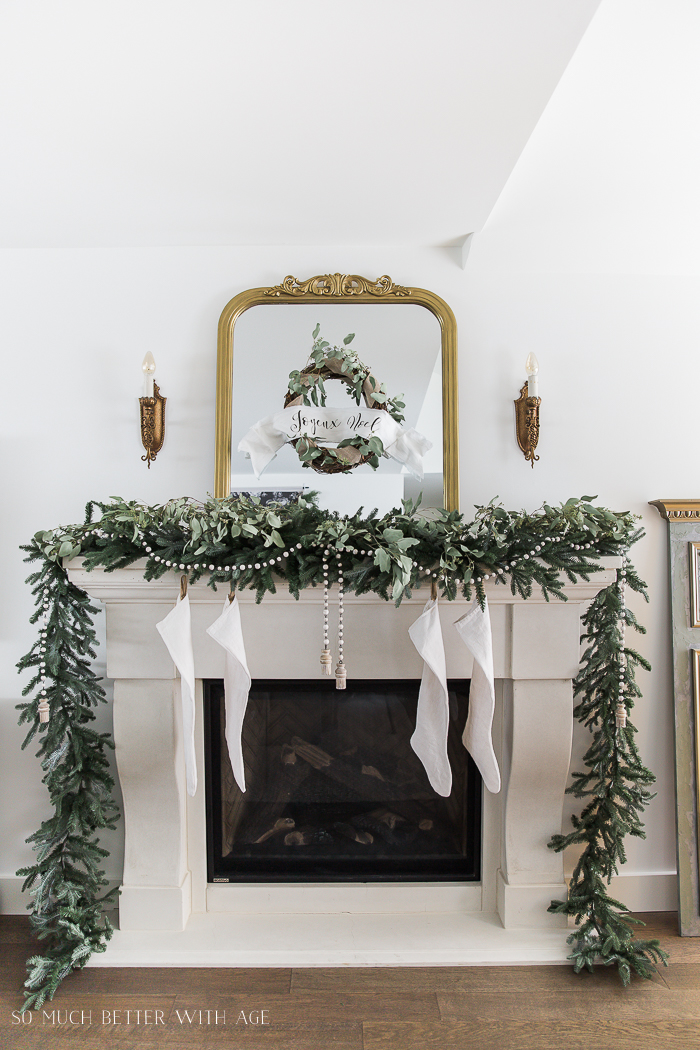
[1, 913, 697, 1049]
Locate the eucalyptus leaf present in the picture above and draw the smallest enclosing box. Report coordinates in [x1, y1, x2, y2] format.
[383, 528, 404, 542]
[375, 549, 391, 574]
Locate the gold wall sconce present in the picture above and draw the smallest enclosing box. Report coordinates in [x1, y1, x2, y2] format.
[139, 352, 166, 467]
[514, 353, 540, 467]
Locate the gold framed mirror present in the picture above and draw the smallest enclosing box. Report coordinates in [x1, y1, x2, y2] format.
[214, 273, 459, 511]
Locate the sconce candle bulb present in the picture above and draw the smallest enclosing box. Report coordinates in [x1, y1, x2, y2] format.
[525, 352, 539, 398]
[139, 354, 166, 467]
[142, 351, 156, 398]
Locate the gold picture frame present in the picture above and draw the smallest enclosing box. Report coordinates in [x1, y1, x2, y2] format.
[214, 273, 459, 511]
[691, 542, 700, 628]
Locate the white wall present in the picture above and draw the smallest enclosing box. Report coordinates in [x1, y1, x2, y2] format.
[2, 0, 698, 911]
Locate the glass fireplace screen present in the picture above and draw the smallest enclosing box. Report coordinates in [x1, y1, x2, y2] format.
[204, 679, 481, 882]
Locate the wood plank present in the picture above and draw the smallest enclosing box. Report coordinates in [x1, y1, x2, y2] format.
[169, 992, 439, 1023]
[0, 960, 291, 999]
[438, 987, 700, 1021]
[292, 963, 671, 994]
[653, 962, 700, 989]
[0, 947, 37, 995]
[362, 1019, 700, 1050]
[0, 917, 33, 944]
[57, 967, 293, 996]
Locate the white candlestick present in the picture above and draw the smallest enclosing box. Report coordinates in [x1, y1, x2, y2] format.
[525, 353, 539, 398]
[142, 352, 156, 398]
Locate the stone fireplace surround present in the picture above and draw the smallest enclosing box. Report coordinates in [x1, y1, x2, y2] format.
[66, 557, 620, 967]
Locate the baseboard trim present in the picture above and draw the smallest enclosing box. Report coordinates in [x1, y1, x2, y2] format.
[567, 871, 678, 913]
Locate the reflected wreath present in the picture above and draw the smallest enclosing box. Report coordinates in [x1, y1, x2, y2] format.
[283, 324, 407, 474]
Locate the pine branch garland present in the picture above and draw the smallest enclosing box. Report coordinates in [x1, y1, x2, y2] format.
[547, 557, 667, 982]
[16, 493, 663, 1007]
[16, 553, 119, 1011]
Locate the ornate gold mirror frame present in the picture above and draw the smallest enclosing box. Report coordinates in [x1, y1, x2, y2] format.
[214, 273, 459, 510]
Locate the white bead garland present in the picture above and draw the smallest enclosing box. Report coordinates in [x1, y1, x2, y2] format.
[37, 598, 50, 723]
[335, 552, 347, 690]
[320, 548, 332, 676]
[132, 529, 612, 602]
[124, 529, 628, 698]
[616, 561, 628, 729]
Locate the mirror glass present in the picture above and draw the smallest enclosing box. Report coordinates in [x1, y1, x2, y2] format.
[230, 304, 443, 516]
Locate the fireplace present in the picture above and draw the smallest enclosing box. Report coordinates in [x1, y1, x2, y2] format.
[204, 679, 481, 883]
[64, 556, 620, 965]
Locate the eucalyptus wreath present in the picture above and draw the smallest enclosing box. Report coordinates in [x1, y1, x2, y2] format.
[284, 324, 406, 473]
[16, 492, 666, 1010]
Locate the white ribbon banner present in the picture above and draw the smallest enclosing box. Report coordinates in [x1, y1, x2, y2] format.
[238, 406, 431, 480]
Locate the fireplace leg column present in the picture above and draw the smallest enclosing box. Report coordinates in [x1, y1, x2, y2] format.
[497, 678, 573, 928]
[113, 679, 192, 931]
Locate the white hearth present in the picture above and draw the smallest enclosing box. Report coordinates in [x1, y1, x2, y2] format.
[65, 558, 619, 966]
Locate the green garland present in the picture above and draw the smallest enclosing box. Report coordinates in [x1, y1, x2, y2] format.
[16, 493, 666, 1008]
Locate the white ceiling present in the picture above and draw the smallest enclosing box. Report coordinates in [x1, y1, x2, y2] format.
[0, 0, 600, 247]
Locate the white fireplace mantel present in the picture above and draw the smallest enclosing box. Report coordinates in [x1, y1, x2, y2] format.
[66, 557, 620, 967]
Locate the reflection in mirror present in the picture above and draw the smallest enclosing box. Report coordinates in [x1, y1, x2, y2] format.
[231, 305, 443, 516]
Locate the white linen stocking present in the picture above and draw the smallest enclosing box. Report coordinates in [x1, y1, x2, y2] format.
[156, 593, 197, 797]
[206, 595, 252, 793]
[454, 597, 501, 793]
[409, 597, 452, 797]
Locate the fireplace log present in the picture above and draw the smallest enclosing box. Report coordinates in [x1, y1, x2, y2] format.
[284, 826, 334, 847]
[289, 738, 332, 769]
[253, 817, 295, 844]
[289, 736, 406, 802]
[369, 808, 405, 829]
[284, 830, 310, 846]
[361, 765, 384, 781]
[333, 822, 374, 845]
[350, 813, 418, 847]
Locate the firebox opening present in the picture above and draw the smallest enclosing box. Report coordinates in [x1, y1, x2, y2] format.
[204, 679, 481, 883]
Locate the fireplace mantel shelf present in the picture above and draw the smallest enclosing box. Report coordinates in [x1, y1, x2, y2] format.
[65, 557, 621, 605]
